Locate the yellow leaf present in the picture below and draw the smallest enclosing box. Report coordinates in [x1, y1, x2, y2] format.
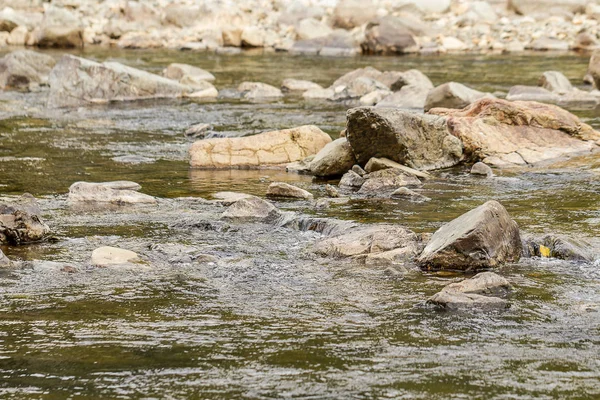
[539, 245, 551, 258]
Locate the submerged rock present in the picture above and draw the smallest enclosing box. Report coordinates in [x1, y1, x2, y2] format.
[48, 55, 192, 107]
[266, 182, 313, 200]
[391, 187, 431, 202]
[417, 200, 522, 271]
[91, 246, 139, 267]
[163, 63, 215, 82]
[237, 81, 283, 99]
[309, 138, 357, 177]
[428, 272, 512, 311]
[222, 196, 281, 223]
[68, 181, 157, 205]
[190, 125, 331, 168]
[424, 82, 493, 111]
[430, 98, 600, 167]
[314, 223, 419, 261]
[0, 194, 50, 244]
[346, 107, 463, 170]
[281, 79, 322, 92]
[0, 50, 56, 90]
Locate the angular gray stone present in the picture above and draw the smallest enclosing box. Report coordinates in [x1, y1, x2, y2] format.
[221, 196, 281, 223]
[505, 85, 560, 103]
[346, 107, 463, 170]
[358, 169, 422, 196]
[424, 82, 494, 112]
[339, 170, 365, 188]
[48, 55, 193, 107]
[281, 78, 322, 92]
[417, 200, 522, 271]
[266, 182, 313, 200]
[310, 138, 357, 177]
[442, 272, 513, 297]
[376, 85, 430, 109]
[163, 63, 215, 82]
[0, 249, 10, 268]
[428, 290, 509, 311]
[237, 82, 283, 99]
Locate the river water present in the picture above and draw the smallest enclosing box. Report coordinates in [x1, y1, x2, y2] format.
[0, 49, 599, 399]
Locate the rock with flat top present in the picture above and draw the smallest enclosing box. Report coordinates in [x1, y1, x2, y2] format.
[91, 246, 139, 267]
[190, 125, 331, 168]
[68, 181, 156, 204]
[267, 182, 313, 200]
[48, 55, 193, 107]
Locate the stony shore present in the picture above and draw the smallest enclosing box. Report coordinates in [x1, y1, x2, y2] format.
[1, 0, 600, 55]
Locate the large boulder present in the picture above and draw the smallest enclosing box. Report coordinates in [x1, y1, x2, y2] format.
[48, 55, 193, 107]
[345, 107, 464, 170]
[309, 138, 357, 177]
[417, 201, 522, 271]
[0, 194, 50, 245]
[424, 82, 494, 111]
[0, 50, 56, 90]
[362, 16, 417, 55]
[430, 98, 600, 167]
[68, 181, 157, 204]
[190, 125, 332, 168]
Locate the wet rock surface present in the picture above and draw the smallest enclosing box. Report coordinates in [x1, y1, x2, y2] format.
[418, 200, 522, 271]
[68, 181, 157, 205]
[0, 194, 50, 244]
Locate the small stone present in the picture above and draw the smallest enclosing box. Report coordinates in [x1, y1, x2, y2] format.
[112, 155, 154, 164]
[351, 165, 366, 176]
[427, 290, 509, 311]
[281, 78, 322, 92]
[539, 71, 573, 94]
[185, 123, 212, 138]
[391, 187, 431, 202]
[91, 246, 139, 267]
[212, 192, 254, 205]
[221, 196, 281, 223]
[325, 185, 339, 198]
[237, 81, 283, 99]
[339, 170, 365, 188]
[364, 157, 431, 179]
[0, 249, 11, 268]
[266, 182, 313, 200]
[68, 181, 156, 204]
[309, 138, 357, 177]
[470, 162, 493, 177]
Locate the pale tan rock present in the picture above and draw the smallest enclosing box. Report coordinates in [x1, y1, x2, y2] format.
[163, 63, 215, 82]
[266, 182, 313, 200]
[91, 246, 139, 267]
[190, 125, 332, 168]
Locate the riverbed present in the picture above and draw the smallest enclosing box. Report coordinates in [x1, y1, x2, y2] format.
[0, 49, 599, 399]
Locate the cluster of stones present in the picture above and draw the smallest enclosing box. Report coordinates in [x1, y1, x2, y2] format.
[0, 0, 599, 55]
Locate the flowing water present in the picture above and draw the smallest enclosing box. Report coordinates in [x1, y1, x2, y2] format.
[0, 49, 599, 399]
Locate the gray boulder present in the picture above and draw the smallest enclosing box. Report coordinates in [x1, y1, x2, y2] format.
[391, 187, 431, 202]
[310, 138, 357, 177]
[48, 55, 193, 107]
[376, 85, 430, 109]
[346, 107, 463, 170]
[424, 82, 494, 112]
[331, 77, 389, 101]
[237, 82, 283, 100]
[0, 194, 50, 244]
[417, 200, 522, 271]
[221, 196, 281, 223]
[385, 69, 434, 92]
[0, 50, 56, 90]
[362, 16, 417, 55]
[331, 66, 383, 89]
